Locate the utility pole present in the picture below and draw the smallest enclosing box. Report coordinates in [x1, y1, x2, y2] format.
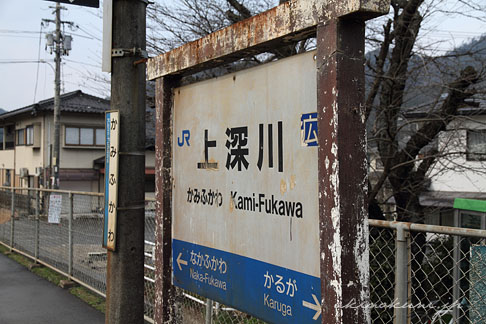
[53, 2, 61, 189]
[43, 3, 73, 189]
[105, 0, 147, 323]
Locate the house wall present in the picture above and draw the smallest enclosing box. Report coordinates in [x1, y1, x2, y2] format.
[14, 116, 44, 175]
[1, 109, 156, 194]
[0, 150, 14, 170]
[61, 180, 93, 192]
[39, 113, 104, 192]
[429, 115, 486, 193]
[0, 112, 106, 191]
[53, 114, 106, 169]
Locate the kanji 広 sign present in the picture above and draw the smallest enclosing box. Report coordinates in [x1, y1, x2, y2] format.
[172, 51, 320, 323]
[103, 110, 119, 251]
[43, 0, 99, 8]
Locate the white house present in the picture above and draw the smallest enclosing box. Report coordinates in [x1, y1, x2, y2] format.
[408, 103, 486, 226]
[0, 90, 155, 194]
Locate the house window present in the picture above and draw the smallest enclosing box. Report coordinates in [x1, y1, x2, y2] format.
[5, 126, 14, 149]
[66, 127, 80, 145]
[16, 129, 25, 146]
[95, 128, 105, 146]
[4, 170, 11, 186]
[26, 126, 34, 145]
[80, 128, 94, 145]
[65, 126, 104, 147]
[467, 130, 486, 161]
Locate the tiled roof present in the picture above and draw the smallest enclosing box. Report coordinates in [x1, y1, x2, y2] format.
[403, 97, 486, 119]
[0, 90, 110, 120]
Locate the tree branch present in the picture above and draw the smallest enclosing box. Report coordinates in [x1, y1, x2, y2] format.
[365, 19, 393, 121]
[398, 66, 479, 164]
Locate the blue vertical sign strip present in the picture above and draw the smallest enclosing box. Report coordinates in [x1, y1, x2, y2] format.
[173, 239, 321, 324]
[103, 112, 111, 247]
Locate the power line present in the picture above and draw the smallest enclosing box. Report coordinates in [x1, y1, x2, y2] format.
[0, 58, 103, 70]
[63, 58, 101, 68]
[0, 29, 94, 40]
[0, 60, 54, 64]
[0, 35, 40, 39]
[75, 25, 102, 41]
[0, 29, 41, 34]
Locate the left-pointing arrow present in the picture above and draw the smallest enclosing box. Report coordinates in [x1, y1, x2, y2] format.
[302, 294, 321, 320]
[176, 252, 188, 271]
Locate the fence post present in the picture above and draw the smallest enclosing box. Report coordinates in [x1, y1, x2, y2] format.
[10, 188, 15, 251]
[35, 190, 40, 261]
[27, 188, 32, 216]
[452, 209, 460, 322]
[395, 225, 409, 324]
[68, 192, 73, 279]
[205, 299, 213, 324]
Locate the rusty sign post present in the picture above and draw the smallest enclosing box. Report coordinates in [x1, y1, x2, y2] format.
[148, 1, 390, 323]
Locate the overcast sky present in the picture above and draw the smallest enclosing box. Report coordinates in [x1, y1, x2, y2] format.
[0, 0, 485, 111]
[0, 0, 105, 111]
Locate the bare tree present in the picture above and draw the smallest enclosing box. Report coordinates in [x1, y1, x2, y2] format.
[146, 0, 275, 55]
[149, 0, 485, 225]
[366, 0, 486, 223]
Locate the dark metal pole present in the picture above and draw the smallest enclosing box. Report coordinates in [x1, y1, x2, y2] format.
[105, 0, 146, 323]
[317, 18, 369, 324]
[53, 2, 61, 189]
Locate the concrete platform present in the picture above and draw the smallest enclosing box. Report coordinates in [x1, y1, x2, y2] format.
[0, 253, 104, 324]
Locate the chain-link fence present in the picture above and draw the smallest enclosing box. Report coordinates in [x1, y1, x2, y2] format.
[0, 187, 155, 322]
[1, 186, 486, 323]
[369, 220, 486, 324]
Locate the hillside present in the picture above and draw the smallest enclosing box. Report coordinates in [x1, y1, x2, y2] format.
[366, 34, 486, 109]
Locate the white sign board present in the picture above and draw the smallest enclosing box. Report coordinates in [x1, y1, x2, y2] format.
[103, 110, 120, 251]
[101, 0, 113, 73]
[172, 51, 321, 323]
[48, 194, 62, 224]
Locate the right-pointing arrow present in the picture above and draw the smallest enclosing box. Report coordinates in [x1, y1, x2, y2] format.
[302, 294, 321, 320]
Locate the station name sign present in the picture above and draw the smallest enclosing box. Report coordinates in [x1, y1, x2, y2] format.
[103, 110, 119, 251]
[172, 51, 321, 323]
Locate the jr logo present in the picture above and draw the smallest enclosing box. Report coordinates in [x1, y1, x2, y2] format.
[178, 130, 191, 147]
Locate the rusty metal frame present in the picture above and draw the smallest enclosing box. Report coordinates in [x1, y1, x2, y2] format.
[147, 0, 389, 80]
[149, 0, 390, 323]
[154, 75, 180, 323]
